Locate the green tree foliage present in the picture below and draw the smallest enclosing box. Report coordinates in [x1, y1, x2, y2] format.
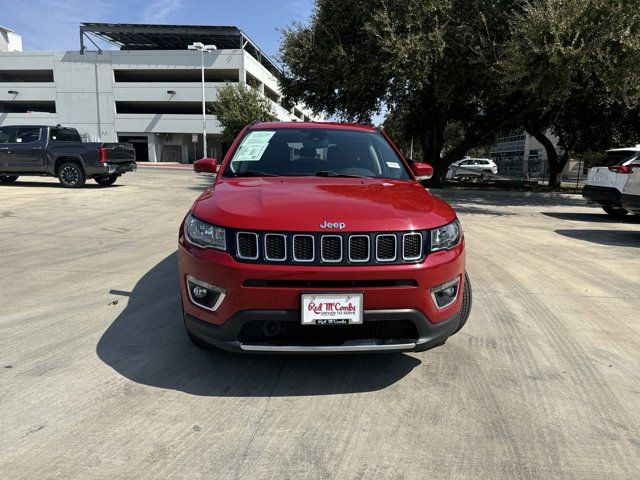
[213, 83, 276, 142]
[505, 0, 640, 187]
[280, 0, 640, 187]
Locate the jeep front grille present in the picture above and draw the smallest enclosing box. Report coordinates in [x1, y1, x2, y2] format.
[402, 233, 422, 260]
[293, 235, 314, 262]
[349, 235, 370, 262]
[264, 233, 286, 261]
[376, 234, 397, 261]
[237, 232, 259, 260]
[234, 231, 427, 265]
[321, 235, 342, 262]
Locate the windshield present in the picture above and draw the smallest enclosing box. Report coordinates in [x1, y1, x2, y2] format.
[223, 128, 411, 180]
[593, 150, 639, 167]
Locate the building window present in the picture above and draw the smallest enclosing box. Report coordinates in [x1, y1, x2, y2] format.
[0, 70, 54, 82]
[264, 86, 279, 104]
[113, 69, 239, 83]
[0, 101, 56, 113]
[116, 101, 212, 115]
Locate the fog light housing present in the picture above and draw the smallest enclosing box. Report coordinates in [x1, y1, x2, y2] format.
[430, 276, 461, 309]
[186, 275, 226, 311]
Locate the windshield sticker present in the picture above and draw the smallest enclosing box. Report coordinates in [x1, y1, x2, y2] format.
[235, 131, 276, 161]
[386, 162, 401, 169]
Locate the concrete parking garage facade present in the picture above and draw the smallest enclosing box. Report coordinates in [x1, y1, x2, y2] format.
[0, 24, 317, 163]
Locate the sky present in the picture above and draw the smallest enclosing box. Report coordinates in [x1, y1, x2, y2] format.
[2, 0, 315, 58]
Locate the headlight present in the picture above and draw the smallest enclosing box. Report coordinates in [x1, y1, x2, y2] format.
[430, 219, 461, 251]
[184, 213, 226, 250]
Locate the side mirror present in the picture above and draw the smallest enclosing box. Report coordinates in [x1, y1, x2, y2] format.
[409, 161, 434, 180]
[194, 157, 217, 174]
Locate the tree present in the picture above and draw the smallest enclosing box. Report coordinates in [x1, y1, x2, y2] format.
[383, 106, 493, 162]
[503, 0, 640, 187]
[213, 83, 276, 142]
[280, 0, 520, 183]
[280, 0, 640, 187]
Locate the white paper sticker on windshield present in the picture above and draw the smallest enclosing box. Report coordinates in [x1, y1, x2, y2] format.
[235, 131, 276, 161]
[386, 161, 401, 169]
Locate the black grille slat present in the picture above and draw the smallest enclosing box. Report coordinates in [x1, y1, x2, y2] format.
[321, 236, 342, 262]
[376, 235, 397, 261]
[237, 232, 258, 259]
[349, 236, 370, 262]
[265, 234, 286, 261]
[293, 235, 314, 261]
[403, 233, 422, 260]
[239, 320, 418, 346]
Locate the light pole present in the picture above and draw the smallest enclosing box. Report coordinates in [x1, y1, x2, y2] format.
[188, 42, 217, 159]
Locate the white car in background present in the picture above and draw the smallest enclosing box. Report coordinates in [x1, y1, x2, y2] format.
[621, 161, 640, 215]
[447, 157, 498, 179]
[583, 146, 640, 216]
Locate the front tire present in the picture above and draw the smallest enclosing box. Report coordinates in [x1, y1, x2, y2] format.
[58, 162, 86, 188]
[94, 174, 118, 186]
[0, 175, 18, 184]
[454, 273, 473, 334]
[602, 206, 628, 216]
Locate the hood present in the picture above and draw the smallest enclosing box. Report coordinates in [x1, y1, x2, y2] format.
[192, 177, 456, 232]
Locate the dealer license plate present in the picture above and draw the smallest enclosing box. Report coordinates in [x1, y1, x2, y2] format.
[301, 293, 364, 325]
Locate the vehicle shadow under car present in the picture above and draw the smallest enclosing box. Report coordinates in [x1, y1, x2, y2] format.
[96, 252, 421, 397]
[0, 180, 124, 189]
[543, 211, 640, 224]
[555, 229, 640, 248]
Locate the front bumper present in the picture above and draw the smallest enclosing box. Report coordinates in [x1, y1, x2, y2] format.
[179, 234, 466, 352]
[582, 185, 622, 206]
[622, 193, 640, 213]
[184, 309, 462, 353]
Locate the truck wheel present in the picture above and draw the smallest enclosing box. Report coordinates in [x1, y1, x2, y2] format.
[94, 174, 118, 186]
[58, 162, 86, 188]
[602, 206, 628, 216]
[0, 175, 19, 184]
[454, 274, 473, 334]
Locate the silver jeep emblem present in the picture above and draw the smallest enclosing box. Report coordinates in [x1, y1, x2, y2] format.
[320, 221, 346, 229]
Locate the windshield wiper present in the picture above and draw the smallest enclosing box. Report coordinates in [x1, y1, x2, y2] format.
[315, 170, 370, 178]
[231, 171, 278, 177]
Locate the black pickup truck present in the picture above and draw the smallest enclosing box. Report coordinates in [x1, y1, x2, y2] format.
[0, 125, 136, 187]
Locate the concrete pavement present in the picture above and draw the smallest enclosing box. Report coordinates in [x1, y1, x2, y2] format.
[1, 171, 639, 479]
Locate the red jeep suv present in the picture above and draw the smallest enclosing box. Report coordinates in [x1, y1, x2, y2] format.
[179, 122, 471, 353]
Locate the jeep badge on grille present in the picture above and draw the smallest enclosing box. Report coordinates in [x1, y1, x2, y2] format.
[320, 221, 346, 229]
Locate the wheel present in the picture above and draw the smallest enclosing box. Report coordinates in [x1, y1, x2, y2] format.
[602, 206, 628, 216]
[0, 175, 18, 184]
[454, 273, 473, 334]
[94, 174, 118, 186]
[58, 162, 86, 188]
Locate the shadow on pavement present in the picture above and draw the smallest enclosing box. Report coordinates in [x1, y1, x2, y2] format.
[434, 189, 587, 208]
[97, 252, 421, 397]
[446, 205, 516, 217]
[544, 212, 640, 224]
[0, 181, 123, 189]
[555, 229, 640, 247]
